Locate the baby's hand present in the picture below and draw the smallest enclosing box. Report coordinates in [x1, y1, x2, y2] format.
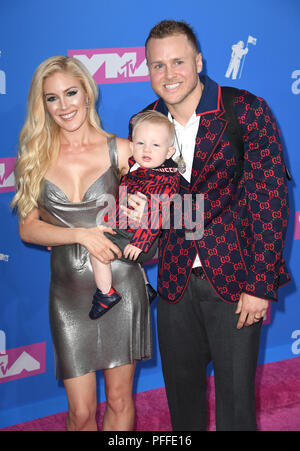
[123, 244, 142, 261]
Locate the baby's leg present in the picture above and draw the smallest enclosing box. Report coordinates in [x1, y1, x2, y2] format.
[90, 254, 112, 294]
[89, 255, 121, 320]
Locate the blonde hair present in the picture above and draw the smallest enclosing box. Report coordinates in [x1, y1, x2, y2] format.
[11, 55, 113, 218]
[145, 20, 199, 55]
[131, 110, 175, 144]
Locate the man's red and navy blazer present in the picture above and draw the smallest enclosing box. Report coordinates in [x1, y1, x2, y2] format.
[129, 75, 291, 304]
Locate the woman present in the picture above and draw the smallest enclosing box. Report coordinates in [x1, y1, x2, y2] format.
[11, 56, 152, 431]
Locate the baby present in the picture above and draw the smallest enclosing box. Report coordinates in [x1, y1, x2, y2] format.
[89, 110, 180, 320]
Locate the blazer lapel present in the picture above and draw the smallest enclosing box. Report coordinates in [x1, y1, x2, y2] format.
[190, 84, 228, 192]
[190, 114, 228, 191]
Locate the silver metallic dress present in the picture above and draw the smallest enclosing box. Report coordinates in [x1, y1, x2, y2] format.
[38, 137, 152, 380]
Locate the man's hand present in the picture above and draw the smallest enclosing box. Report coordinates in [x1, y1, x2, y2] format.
[120, 191, 147, 224]
[123, 244, 142, 261]
[235, 293, 269, 329]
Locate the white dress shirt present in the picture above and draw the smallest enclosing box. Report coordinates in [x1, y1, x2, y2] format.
[168, 112, 201, 268]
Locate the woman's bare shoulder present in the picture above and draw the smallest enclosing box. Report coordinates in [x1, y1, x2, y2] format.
[115, 137, 131, 154]
[115, 137, 132, 174]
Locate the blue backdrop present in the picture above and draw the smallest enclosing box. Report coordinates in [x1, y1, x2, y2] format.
[0, 0, 299, 429]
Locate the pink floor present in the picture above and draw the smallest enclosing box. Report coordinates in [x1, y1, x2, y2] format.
[2, 357, 300, 431]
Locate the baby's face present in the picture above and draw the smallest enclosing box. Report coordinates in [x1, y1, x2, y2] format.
[131, 122, 175, 168]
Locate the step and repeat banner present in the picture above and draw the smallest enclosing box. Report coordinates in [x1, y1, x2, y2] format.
[0, 0, 299, 428]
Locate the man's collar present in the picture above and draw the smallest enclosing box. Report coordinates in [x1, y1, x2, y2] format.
[195, 75, 221, 116]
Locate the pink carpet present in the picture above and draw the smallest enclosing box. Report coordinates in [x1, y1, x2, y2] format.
[2, 357, 300, 431]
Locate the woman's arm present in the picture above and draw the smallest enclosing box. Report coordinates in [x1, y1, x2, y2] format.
[116, 137, 132, 176]
[19, 208, 122, 264]
[19, 208, 78, 246]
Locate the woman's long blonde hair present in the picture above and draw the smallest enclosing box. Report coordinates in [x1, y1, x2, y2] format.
[11, 55, 113, 218]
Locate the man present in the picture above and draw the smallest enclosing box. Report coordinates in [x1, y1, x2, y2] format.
[128, 20, 290, 431]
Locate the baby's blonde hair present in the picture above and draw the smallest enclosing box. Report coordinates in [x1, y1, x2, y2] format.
[131, 110, 175, 145]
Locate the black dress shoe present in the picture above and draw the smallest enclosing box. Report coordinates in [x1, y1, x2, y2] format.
[89, 288, 122, 320]
[146, 283, 157, 303]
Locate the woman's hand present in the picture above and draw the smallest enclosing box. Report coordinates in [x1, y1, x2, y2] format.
[18, 209, 121, 264]
[76, 226, 122, 264]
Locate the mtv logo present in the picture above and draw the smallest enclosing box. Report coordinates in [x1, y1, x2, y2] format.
[0, 157, 16, 193]
[68, 47, 149, 84]
[0, 342, 46, 383]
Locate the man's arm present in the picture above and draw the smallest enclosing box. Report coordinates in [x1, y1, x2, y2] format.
[241, 93, 289, 300]
[235, 92, 289, 327]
